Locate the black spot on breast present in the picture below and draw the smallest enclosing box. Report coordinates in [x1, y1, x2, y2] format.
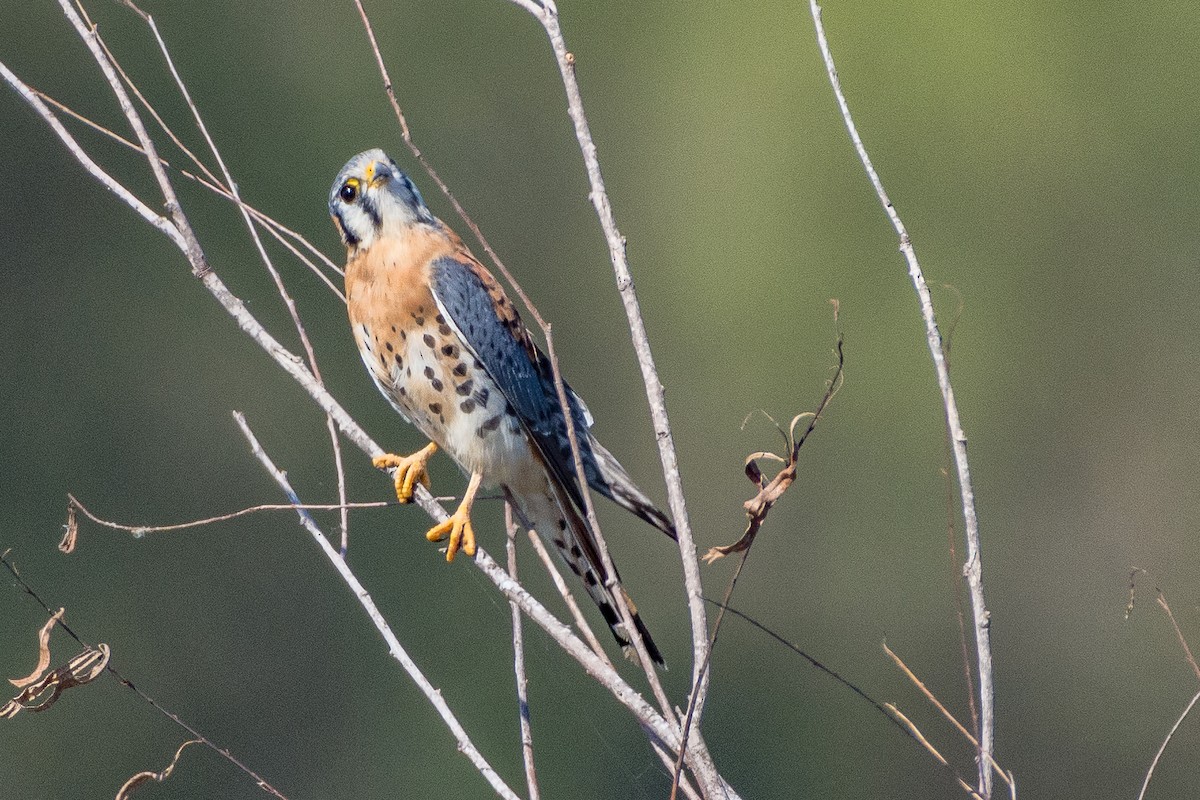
[429, 402, 442, 415]
[394, 354, 403, 367]
[400, 330, 407, 340]
[438, 324, 452, 336]
[460, 398, 476, 413]
[431, 378, 444, 392]
[456, 379, 474, 396]
[441, 343, 459, 358]
[435, 313, 445, 324]
[423, 333, 435, 348]
[391, 325, 397, 333]
[378, 353, 387, 366]
[385, 341, 394, 352]
[424, 366, 435, 379]
[452, 363, 468, 377]
[476, 415, 503, 438]
[398, 387, 407, 397]
[418, 305, 425, 314]
[414, 315, 425, 325]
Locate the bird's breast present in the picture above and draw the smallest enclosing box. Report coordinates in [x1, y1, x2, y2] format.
[347, 240, 532, 486]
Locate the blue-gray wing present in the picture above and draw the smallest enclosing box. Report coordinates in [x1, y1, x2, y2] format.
[429, 254, 675, 538]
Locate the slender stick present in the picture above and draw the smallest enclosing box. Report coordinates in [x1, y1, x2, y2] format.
[1137, 687, 1200, 800]
[808, 2, 994, 795]
[234, 413, 521, 800]
[504, 0, 710, 710]
[0, 61, 185, 251]
[506, 505, 541, 800]
[67, 493, 389, 535]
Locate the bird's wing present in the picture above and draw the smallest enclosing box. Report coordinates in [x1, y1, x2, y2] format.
[427, 251, 674, 536]
[428, 252, 595, 504]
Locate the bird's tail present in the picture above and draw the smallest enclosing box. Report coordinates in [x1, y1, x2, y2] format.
[508, 479, 665, 668]
[587, 437, 677, 540]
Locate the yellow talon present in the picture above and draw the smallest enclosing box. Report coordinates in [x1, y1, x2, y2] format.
[425, 470, 483, 562]
[373, 442, 438, 503]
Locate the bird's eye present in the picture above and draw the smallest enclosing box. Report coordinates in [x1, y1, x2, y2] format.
[339, 182, 359, 203]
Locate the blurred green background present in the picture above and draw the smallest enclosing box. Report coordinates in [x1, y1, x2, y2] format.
[4, 1, 1200, 797]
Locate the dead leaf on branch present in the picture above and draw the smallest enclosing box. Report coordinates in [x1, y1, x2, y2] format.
[704, 306, 845, 564]
[2, 641, 110, 719]
[10, 607, 65, 689]
[115, 739, 203, 800]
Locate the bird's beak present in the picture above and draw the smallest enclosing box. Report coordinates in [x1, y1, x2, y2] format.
[365, 160, 392, 188]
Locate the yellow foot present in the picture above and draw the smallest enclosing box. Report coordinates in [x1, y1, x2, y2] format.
[425, 510, 477, 563]
[373, 442, 438, 503]
[425, 470, 484, 563]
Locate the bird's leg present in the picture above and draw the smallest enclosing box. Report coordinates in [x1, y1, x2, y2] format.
[425, 470, 483, 562]
[373, 442, 439, 503]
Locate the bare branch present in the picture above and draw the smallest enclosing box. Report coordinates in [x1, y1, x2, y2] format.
[1137, 687, 1200, 800]
[506, 505, 541, 800]
[808, 2, 994, 794]
[234, 413, 523, 800]
[884, 643, 1013, 792]
[0, 60, 185, 251]
[66, 493, 391, 537]
[1156, 591, 1200, 682]
[504, 0, 710, 719]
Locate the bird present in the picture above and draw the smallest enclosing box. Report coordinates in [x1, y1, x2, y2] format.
[329, 148, 676, 665]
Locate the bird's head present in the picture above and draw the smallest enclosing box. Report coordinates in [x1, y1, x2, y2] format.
[329, 149, 434, 251]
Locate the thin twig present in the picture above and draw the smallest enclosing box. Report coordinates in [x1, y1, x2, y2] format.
[233, 413, 522, 800]
[0, 553, 290, 799]
[504, 0, 709, 720]
[884, 643, 1012, 790]
[669, 549, 752, 799]
[32, 83, 346, 297]
[885, 704, 985, 800]
[0, 61, 185, 251]
[506, 505, 541, 800]
[66, 493, 391, 536]
[524, 525, 613, 668]
[1156, 591, 1200, 681]
[1137, 687, 1200, 800]
[808, 3, 994, 795]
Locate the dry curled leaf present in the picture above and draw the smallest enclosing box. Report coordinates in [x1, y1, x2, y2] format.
[2, 643, 110, 719]
[704, 323, 844, 564]
[10, 607, 65, 689]
[115, 739, 202, 800]
[60, 501, 79, 553]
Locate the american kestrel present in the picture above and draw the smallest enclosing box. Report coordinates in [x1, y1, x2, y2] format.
[329, 149, 675, 664]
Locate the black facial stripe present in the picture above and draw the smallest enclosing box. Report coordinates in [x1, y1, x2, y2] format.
[360, 193, 383, 231]
[332, 208, 359, 247]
